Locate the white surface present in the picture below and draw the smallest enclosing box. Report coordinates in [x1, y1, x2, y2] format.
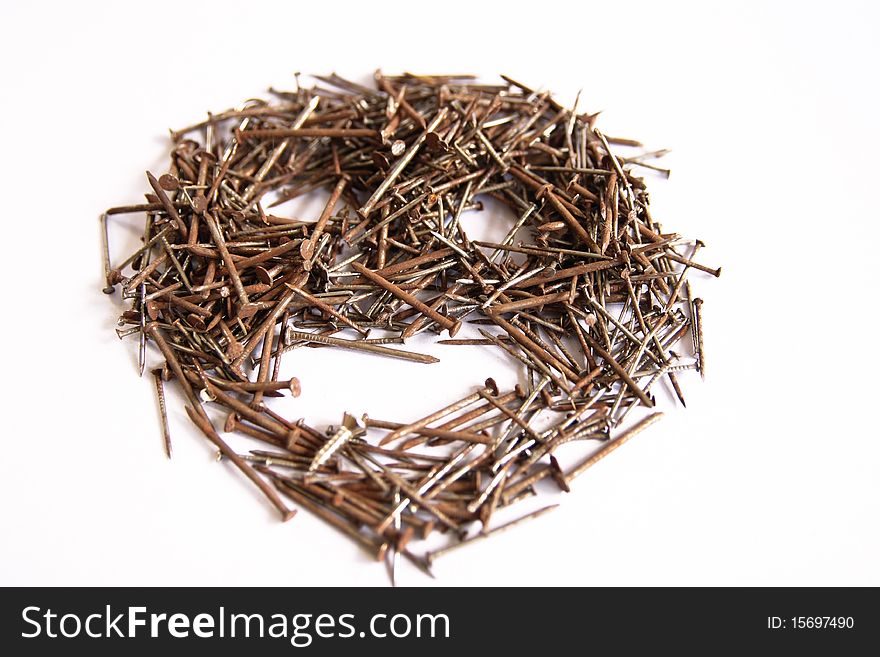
[1, 0, 877, 587]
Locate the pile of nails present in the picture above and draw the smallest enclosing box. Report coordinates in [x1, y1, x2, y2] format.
[101, 72, 718, 582]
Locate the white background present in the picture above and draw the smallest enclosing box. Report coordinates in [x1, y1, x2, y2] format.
[1, 1, 877, 587]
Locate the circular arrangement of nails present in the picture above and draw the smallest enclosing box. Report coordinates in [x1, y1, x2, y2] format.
[102, 72, 718, 581]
